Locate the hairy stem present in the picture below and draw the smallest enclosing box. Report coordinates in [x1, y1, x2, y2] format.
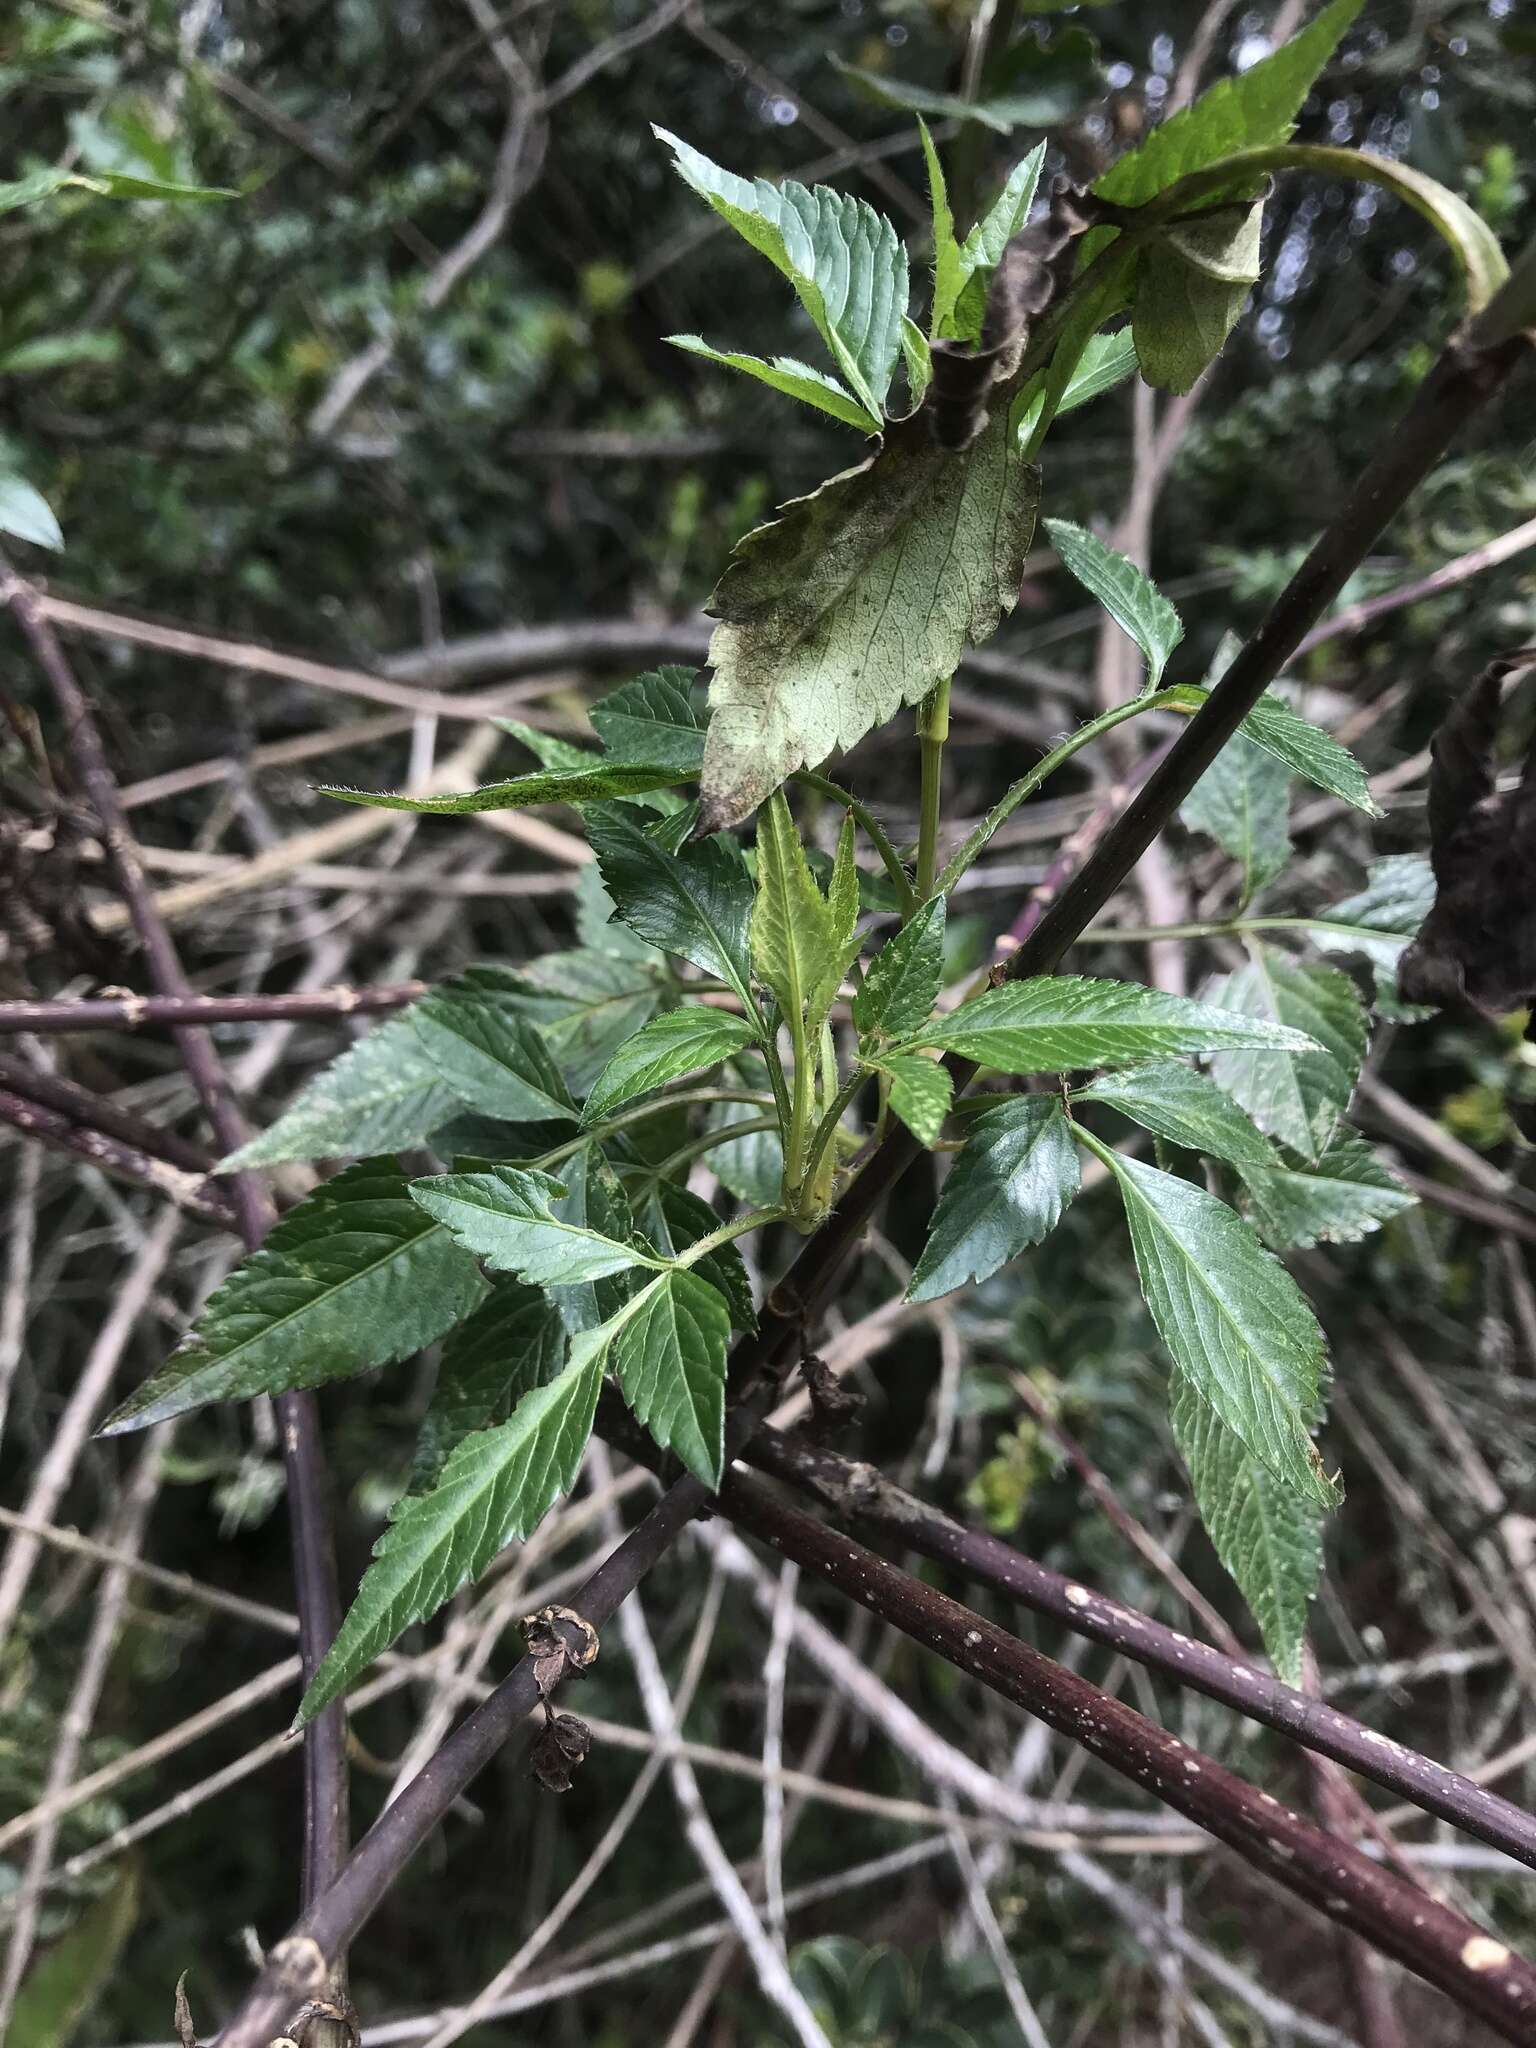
[915, 676, 951, 901]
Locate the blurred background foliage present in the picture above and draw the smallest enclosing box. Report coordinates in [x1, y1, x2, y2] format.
[3, 1, 1536, 2042]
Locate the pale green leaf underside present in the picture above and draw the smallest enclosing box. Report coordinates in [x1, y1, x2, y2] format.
[1074, 1060, 1273, 1167]
[220, 1009, 461, 1168]
[0, 473, 64, 550]
[701, 408, 1041, 827]
[1181, 731, 1291, 901]
[905, 974, 1319, 1072]
[100, 1164, 486, 1435]
[654, 127, 908, 420]
[1172, 685, 1382, 816]
[1171, 1367, 1325, 1685]
[1044, 517, 1184, 688]
[667, 336, 879, 431]
[908, 1096, 1080, 1304]
[411, 987, 575, 1123]
[1205, 951, 1366, 1161]
[300, 1350, 602, 1719]
[583, 1006, 758, 1124]
[1104, 1149, 1337, 1506]
[410, 1165, 665, 1287]
[1239, 1127, 1416, 1249]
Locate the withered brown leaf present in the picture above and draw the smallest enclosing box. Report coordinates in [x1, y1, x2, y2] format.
[1397, 649, 1536, 1037]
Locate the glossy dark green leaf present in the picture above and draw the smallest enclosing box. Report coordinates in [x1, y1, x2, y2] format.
[410, 1279, 567, 1492]
[300, 1349, 603, 1719]
[634, 1179, 756, 1329]
[219, 1010, 460, 1169]
[611, 1267, 732, 1488]
[908, 1097, 1079, 1304]
[411, 984, 576, 1123]
[586, 803, 757, 1013]
[100, 1164, 487, 1434]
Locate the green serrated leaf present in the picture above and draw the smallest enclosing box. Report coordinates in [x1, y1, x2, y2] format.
[463, 954, 661, 1095]
[1133, 201, 1263, 394]
[220, 1010, 460, 1168]
[654, 128, 908, 419]
[899, 315, 932, 405]
[589, 667, 706, 771]
[410, 1280, 567, 1492]
[1074, 1060, 1273, 1166]
[100, 1164, 487, 1434]
[0, 472, 63, 551]
[1044, 518, 1184, 689]
[1171, 1368, 1324, 1685]
[586, 803, 757, 1014]
[834, 44, 1098, 139]
[410, 1164, 666, 1287]
[908, 1096, 1079, 1303]
[904, 974, 1319, 1071]
[1097, 1145, 1338, 1505]
[1169, 684, 1382, 816]
[919, 117, 963, 342]
[319, 761, 687, 814]
[854, 895, 945, 1041]
[1205, 950, 1366, 1161]
[951, 145, 1047, 342]
[1182, 731, 1291, 902]
[636, 1180, 756, 1329]
[611, 1267, 732, 1488]
[701, 410, 1041, 827]
[705, 1102, 785, 1207]
[752, 791, 840, 1030]
[1310, 855, 1434, 1006]
[539, 1149, 642, 1336]
[1238, 1127, 1416, 1249]
[10, 1863, 138, 2048]
[493, 718, 599, 775]
[1093, 0, 1364, 207]
[411, 984, 576, 1123]
[300, 1349, 602, 1719]
[881, 1053, 953, 1146]
[584, 1005, 758, 1124]
[667, 336, 880, 431]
